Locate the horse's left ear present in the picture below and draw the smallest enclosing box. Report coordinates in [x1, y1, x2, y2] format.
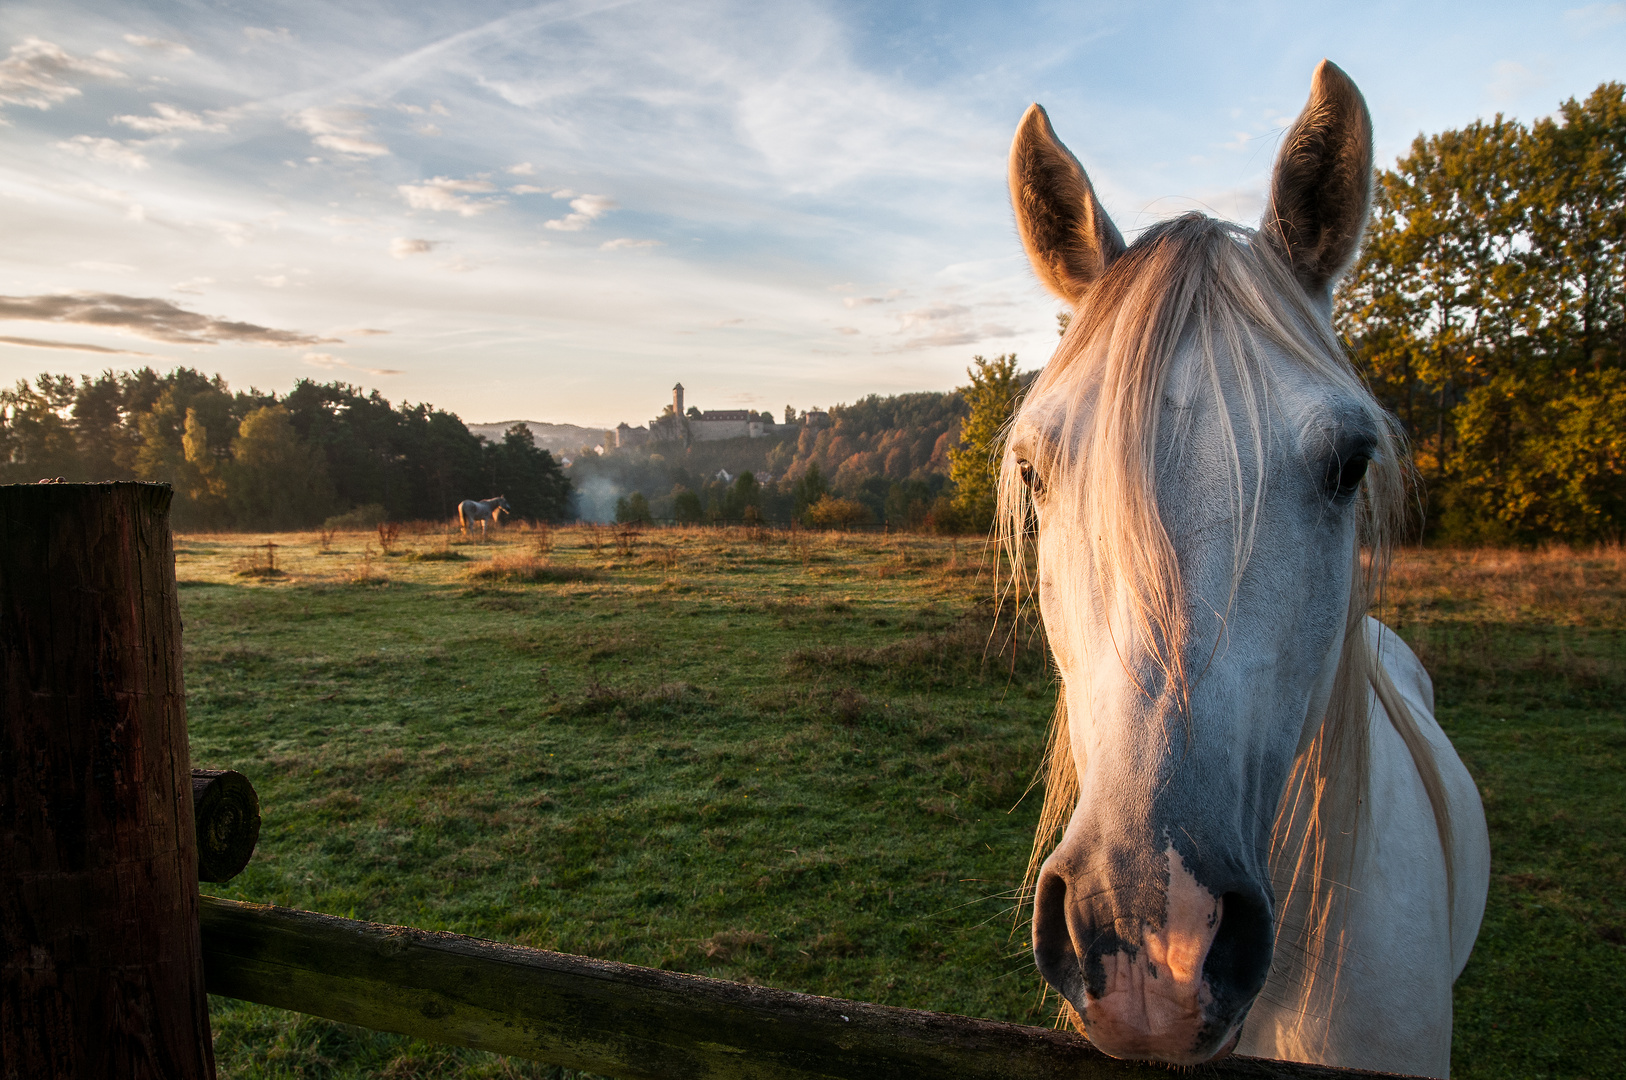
[1263, 60, 1373, 299]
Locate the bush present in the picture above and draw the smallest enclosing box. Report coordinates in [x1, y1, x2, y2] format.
[804, 495, 874, 529]
[323, 504, 387, 530]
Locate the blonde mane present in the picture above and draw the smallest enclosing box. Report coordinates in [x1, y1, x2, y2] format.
[998, 213, 1455, 1015]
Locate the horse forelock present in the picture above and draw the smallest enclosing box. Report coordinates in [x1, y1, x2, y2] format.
[1004, 211, 1420, 1011]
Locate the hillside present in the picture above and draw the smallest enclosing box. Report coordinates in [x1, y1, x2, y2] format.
[467, 420, 612, 455]
[566, 390, 966, 525]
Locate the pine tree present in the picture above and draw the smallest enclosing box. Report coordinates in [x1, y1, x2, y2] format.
[948, 353, 1022, 533]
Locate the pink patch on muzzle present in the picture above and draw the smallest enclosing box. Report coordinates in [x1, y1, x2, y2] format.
[1080, 845, 1229, 1064]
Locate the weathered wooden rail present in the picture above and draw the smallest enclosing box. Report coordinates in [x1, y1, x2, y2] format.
[1, 483, 1421, 1078]
[198, 895, 1405, 1080]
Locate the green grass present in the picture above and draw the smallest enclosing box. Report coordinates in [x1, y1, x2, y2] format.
[185, 526, 1050, 1077]
[1385, 547, 1626, 1080]
[180, 529, 1624, 1078]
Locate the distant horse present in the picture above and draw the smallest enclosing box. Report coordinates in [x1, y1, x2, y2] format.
[457, 496, 511, 538]
[1000, 62, 1488, 1076]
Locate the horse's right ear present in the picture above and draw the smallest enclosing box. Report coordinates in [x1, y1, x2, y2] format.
[1010, 104, 1126, 304]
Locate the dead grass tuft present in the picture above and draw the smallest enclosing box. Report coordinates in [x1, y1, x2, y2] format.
[700, 929, 769, 961]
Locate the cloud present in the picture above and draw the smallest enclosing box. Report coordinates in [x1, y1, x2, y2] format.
[507, 162, 536, 175]
[209, 220, 253, 247]
[123, 34, 192, 56]
[72, 180, 143, 215]
[72, 260, 137, 273]
[836, 326, 860, 335]
[390, 237, 438, 258]
[0, 37, 122, 114]
[290, 106, 388, 157]
[842, 291, 903, 308]
[257, 275, 288, 287]
[172, 276, 213, 294]
[895, 323, 1016, 351]
[544, 193, 615, 231]
[398, 176, 500, 216]
[0, 334, 157, 358]
[56, 135, 149, 170]
[510, 184, 545, 194]
[872, 299, 1018, 351]
[1564, 3, 1626, 31]
[897, 303, 969, 329]
[244, 27, 293, 43]
[0, 292, 333, 346]
[337, 327, 391, 336]
[303, 351, 402, 376]
[1487, 59, 1549, 104]
[113, 103, 226, 134]
[600, 237, 662, 250]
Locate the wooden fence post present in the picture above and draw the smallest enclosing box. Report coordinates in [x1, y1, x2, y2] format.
[0, 482, 215, 1078]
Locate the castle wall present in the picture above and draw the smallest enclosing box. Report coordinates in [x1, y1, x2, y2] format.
[689, 419, 752, 441]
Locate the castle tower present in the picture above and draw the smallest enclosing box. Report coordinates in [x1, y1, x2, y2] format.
[673, 383, 684, 417]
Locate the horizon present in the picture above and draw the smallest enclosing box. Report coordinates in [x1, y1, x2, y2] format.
[2, 1, 1623, 429]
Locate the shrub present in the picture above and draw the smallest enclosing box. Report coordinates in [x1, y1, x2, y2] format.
[803, 495, 874, 529]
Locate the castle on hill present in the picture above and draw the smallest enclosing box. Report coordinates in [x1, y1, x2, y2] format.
[616, 383, 810, 448]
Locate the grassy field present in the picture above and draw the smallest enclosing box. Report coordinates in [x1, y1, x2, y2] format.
[178, 525, 1623, 1079]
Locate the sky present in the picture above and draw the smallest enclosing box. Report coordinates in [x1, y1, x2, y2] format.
[0, 2, 1621, 429]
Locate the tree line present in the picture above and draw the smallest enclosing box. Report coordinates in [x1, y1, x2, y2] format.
[0, 368, 571, 529]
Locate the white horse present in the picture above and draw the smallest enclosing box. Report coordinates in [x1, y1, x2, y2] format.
[1000, 62, 1489, 1077]
[457, 495, 511, 538]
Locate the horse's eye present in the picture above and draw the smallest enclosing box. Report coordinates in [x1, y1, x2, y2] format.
[1323, 453, 1369, 502]
[1018, 459, 1044, 495]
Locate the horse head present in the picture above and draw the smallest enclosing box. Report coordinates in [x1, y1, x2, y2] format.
[1002, 61, 1404, 1064]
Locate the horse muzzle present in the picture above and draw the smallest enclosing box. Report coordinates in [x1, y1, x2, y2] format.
[1032, 843, 1273, 1064]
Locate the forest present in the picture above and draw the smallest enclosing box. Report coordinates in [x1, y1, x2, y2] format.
[0, 368, 570, 529]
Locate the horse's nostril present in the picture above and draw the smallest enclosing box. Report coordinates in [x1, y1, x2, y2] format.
[1032, 872, 1083, 1002]
[1203, 891, 1273, 1017]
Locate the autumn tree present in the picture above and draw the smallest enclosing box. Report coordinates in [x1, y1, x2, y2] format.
[1338, 81, 1626, 542]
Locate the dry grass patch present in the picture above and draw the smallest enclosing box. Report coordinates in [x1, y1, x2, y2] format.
[1388, 545, 1626, 627]
[467, 555, 602, 584]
